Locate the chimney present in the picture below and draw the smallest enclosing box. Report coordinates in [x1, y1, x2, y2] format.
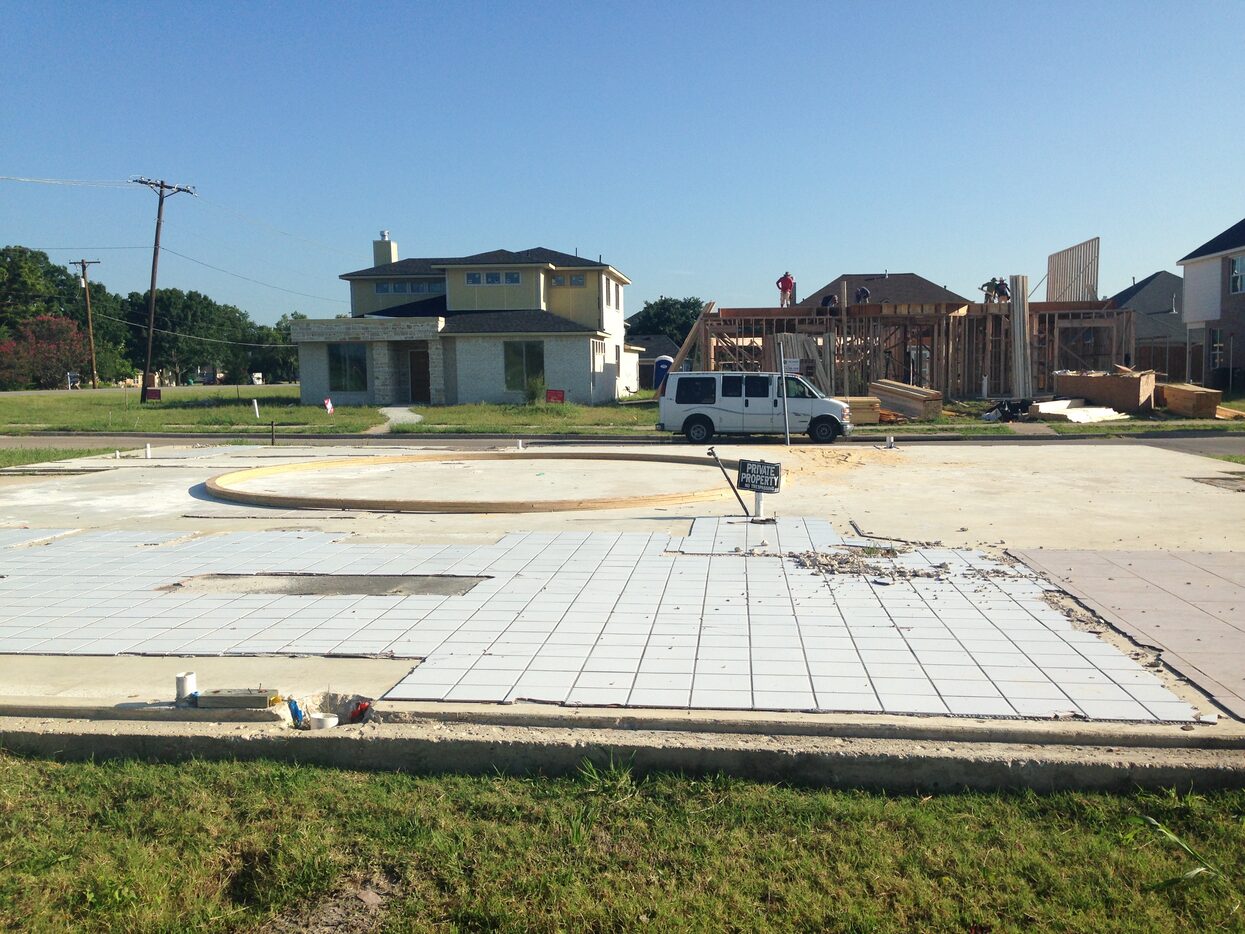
[373, 230, 398, 267]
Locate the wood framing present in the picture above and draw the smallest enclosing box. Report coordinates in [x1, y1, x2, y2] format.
[683, 299, 1135, 400]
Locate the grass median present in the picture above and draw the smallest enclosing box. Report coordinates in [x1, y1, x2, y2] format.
[1, 753, 1242, 931]
[0, 448, 118, 468]
[0, 386, 383, 435]
[393, 400, 663, 435]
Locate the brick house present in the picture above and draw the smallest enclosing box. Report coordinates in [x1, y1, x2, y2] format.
[1179, 216, 1245, 388]
[292, 234, 639, 406]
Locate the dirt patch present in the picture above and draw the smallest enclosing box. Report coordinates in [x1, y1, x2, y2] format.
[160, 573, 487, 597]
[260, 871, 402, 934]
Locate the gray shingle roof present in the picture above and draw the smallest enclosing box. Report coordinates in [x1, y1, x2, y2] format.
[798, 273, 970, 307]
[1108, 271, 1185, 342]
[342, 247, 608, 279]
[362, 295, 448, 317]
[625, 333, 681, 358]
[440, 310, 598, 336]
[1179, 217, 1245, 263]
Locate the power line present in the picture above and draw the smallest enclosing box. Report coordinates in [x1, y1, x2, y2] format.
[191, 192, 355, 259]
[0, 175, 135, 188]
[133, 178, 195, 403]
[92, 310, 297, 349]
[159, 247, 347, 303]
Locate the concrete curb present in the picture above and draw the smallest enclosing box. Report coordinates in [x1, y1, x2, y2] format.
[4, 717, 1244, 792]
[371, 703, 1245, 751]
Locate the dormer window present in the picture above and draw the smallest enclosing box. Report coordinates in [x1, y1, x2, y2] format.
[465, 272, 482, 285]
[505, 272, 521, 284]
[374, 282, 390, 294]
[570, 274, 586, 287]
[551, 275, 566, 286]
[485, 272, 502, 285]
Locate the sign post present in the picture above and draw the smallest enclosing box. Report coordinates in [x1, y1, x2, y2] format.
[736, 459, 782, 521]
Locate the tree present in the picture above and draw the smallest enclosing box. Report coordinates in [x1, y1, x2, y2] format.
[0, 315, 89, 390]
[624, 296, 703, 346]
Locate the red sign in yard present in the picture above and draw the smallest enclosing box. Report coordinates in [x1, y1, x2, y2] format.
[545, 389, 566, 403]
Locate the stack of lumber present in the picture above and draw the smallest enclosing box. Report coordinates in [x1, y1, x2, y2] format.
[841, 395, 881, 424]
[1162, 383, 1222, 418]
[1216, 405, 1245, 421]
[1053, 370, 1155, 413]
[1028, 399, 1129, 424]
[868, 380, 943, 420]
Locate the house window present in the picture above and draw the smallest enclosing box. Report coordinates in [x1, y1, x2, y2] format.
[614, 281, 620, 306]
[551, 274, 566, 287]
[465, 272, 482, 286]
[485, 272, 502, 285]
[374, 282, 390, 294]
[428, 280, 446, 293]
[603, 278, 611, 307]
[570, 274, 586, 287]
[1231, 256, 1244, 294]
[412, 282, 427, 293]
[1209, 328, 1225, 370]
[505, 271, 521, 285]
[327, 343, 367, 392]
[392, 282, 408, 293]
[504, 340, 545, 392]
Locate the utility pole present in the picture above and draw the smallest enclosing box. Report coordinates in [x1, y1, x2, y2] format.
[132, 177, 194, 402]
[72, 259, 100, 389]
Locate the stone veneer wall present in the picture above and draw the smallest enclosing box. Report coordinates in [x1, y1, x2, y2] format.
[291, 317, 444, 406]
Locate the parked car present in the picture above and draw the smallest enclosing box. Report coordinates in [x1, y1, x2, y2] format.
[657, 371, 852, 443]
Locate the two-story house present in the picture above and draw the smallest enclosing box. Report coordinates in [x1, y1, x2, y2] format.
[1179, 216, 1245, 388]
[292, 233, 638, 406]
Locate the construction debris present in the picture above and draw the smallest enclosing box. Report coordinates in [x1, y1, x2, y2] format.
[1162, 382, 1222, 418]
[841, 395, 881, 424]
[1028, 399, 1130, 424]
[868, 379, 943, 419]
[1052, 369, 1155, 413]
[1216, 405, 1245, 421]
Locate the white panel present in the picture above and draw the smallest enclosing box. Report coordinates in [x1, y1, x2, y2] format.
[1182, 259, 1221, 323]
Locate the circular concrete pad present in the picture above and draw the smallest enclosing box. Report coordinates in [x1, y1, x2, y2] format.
[206, 452, 735, 513]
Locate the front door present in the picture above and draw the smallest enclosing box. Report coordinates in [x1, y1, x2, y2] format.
[409, 343, 431, 404]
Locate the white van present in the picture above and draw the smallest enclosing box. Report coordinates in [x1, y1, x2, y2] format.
[658, 371, 852, 443]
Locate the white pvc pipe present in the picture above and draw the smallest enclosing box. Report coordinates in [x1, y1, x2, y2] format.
[309, 713, 338, 730]
[175, 671, 196, 702]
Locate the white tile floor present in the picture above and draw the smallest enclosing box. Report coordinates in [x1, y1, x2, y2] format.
[0, 519, 1197, 722]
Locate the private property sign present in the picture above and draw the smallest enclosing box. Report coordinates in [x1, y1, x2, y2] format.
[736, 459, 782, 494]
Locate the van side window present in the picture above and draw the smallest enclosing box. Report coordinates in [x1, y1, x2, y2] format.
[674, 377, 716, 405]
[784, 377, 815, 399]
[744, 375, 770, 398]
[721, 375, 743, 397]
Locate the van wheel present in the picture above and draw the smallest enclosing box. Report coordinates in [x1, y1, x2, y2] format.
[683, 417, 714, 444]
[809, 418, 840, 444]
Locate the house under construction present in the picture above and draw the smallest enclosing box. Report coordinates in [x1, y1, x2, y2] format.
[670, 272, 1135, 400]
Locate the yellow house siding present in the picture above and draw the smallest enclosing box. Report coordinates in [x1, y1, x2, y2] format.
[349, 278, 445, 316]
[444, 266, 542, 311]
[546, 269, 604, 330]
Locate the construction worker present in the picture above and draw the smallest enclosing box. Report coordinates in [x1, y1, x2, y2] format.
[979, 278, 997, 303]
[776, 271, 795, 307]
[995, 278, 1011, 302]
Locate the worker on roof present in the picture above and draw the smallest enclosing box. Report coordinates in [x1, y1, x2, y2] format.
[854, 285, 870, 304]
[776, 271, 795, 307]
[995, 278, 1012, 302]
[979, 278, 998, 303]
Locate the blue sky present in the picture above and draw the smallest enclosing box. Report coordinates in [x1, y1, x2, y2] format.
[2, 0, 1241, 324]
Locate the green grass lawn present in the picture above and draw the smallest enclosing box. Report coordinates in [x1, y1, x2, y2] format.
[394, 400, 663, 435]
[1047, 419, 1245, 436]
[1, 754, 1242, 931]
[0, 386, 384, 434]
[1214, 454, 1245, 466]
[0, 447, 118, 468]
